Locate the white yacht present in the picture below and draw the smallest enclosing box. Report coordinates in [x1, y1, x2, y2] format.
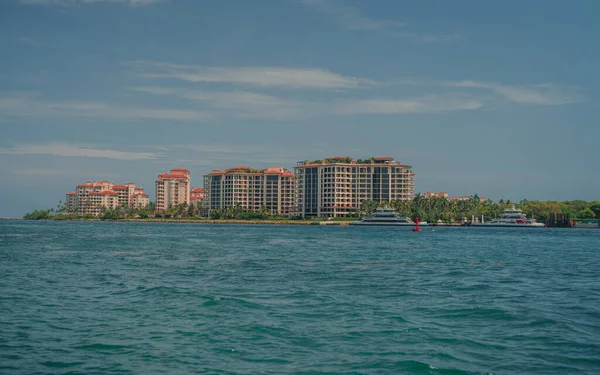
[470, 206, 545, 227]
[351, 206, 422, 226]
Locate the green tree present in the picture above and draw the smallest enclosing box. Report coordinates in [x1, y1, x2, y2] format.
[23, 209, 52, 220]
[359, 200, 379, 217]
[575, 207, 595, 219]
[588, 201, 600, 219]
[187, 203, 197, 217]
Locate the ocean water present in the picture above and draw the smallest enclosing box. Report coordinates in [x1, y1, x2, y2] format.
[1, 221, 599, 374]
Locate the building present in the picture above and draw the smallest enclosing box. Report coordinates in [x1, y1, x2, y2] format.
[189, 188, 205, 207]
[423, 192, 486, 202]
[293, 156, 415, 218]
[155, 168, 191, 212]
[132, 191, 150, 208]
[203, 166, 294, 215]
[65, 192, 77, 212]
[88, 190, 119, 215]
[424, 191, 449, 199]
[66, 180, 148, 216]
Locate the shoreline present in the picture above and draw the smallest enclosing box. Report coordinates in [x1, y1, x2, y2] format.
[3, 218, 327, 225]
[4, 218, 598, 229]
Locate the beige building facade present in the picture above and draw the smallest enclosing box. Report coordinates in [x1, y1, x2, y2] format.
[293, 156, 415, 218]
[155, 168, 191, 212]
[66, 180, 148, 216]
[189, 188, 205, 207]
[203, 166, 294, 215]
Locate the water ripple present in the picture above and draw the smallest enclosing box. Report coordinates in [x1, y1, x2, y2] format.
[1, 221, 599, 374]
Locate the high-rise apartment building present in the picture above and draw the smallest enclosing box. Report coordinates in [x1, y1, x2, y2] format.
[65, 180, 148, 216]
[203, 166, 294, 215]
[293, 156, 415, 218]
[155, 168, 191, 212]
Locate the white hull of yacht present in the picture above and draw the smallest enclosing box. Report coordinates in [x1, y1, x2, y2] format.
[469, 222, 545, 228]
[350, 221, 427, 226]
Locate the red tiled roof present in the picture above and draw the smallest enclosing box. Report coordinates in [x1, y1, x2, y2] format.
[66, 192, 77, 195]
[170, 168, 190, 172]
[134, 193, 149, 197]
[158, 173, 189, 179]
[191, 188, 204, 193]
[77, 183, 93, 187]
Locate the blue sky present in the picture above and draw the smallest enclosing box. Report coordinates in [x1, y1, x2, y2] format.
[1, 0, 599, 217]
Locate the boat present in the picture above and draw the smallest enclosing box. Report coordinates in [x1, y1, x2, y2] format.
[469, 206, 545, 227]
[351, 206, 423, 226]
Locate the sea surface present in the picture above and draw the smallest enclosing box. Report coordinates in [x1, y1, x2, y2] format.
[1, 221, 599, 374]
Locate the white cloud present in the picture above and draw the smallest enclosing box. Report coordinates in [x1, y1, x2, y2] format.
[133, 86, 485, 118]
[20, 0, 166, 6]
[132, 86, 307, 119]
[450, 81, 581, 105]
[333, 94, 485, 114]
[298, 0, 455, 42]
[299, 0, 406, 31]
[16, 36, 38, 45]
[0, 93, 210, 121]
[126, 60, 376, 89]
[0, 142, 157, 160]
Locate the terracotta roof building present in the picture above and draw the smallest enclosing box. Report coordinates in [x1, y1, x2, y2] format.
[190, 188, 205, 207]
[66, 180, 149, 216]
[203, 166, 294, 215]
[293, 156, 415, 218]
[155, 168, 191, 212]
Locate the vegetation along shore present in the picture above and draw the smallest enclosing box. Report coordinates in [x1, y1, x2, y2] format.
[22, 195, 600, 224]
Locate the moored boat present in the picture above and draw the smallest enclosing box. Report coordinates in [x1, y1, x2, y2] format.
[470, 206, 545, 227]
[351, 206, 424, 226]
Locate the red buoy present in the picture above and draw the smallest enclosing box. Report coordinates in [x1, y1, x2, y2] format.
[412, 217, 421, 232]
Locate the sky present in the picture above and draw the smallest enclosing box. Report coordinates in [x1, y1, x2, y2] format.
[1, 0, 599, 217]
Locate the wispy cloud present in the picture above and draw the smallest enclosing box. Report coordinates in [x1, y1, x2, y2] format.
[335, 93, 485, 115]
[0, 142, 158, 160]
[132, 86, 308, 119]
[298, 0, 455, 42]
[299, 0, 406, 31]
[449, 81, 581, 105]
[0, 93, 211, 121]
[126, 60, 376, 90]
[16, 36, 38, 46]
[134, 85, 484, 118]
[20, 0, 167, 6]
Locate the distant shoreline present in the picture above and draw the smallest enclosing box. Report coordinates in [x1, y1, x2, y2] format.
[2, 218, 322, 225]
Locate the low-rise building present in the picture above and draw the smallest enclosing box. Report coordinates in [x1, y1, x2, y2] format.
[424, 191, 449, 198]
[65, 180, 149, 216]
[423, 192, 486, 202]
[190, 188, 205, 207]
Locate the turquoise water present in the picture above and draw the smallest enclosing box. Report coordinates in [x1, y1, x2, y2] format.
[1, 221, 599, 374]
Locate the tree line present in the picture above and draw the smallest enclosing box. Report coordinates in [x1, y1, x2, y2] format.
[23, 195, 600, 222]
[359, 195, 600, 223]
